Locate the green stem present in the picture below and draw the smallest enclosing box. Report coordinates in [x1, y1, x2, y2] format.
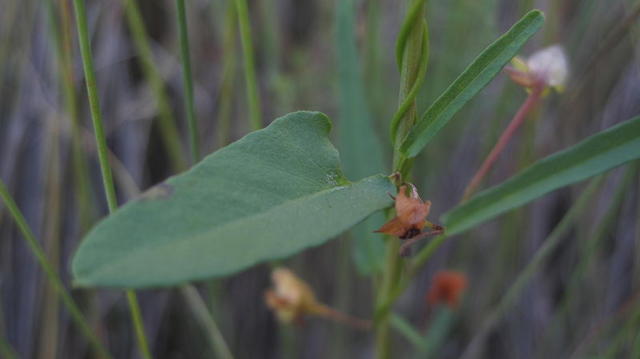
[71, 1, 152, 358]
[215, 2, 238, 147]
[0, 300, 17, 359]
[0, 180, 112, 359]
[176, 6, 235, 359]
[126, 292, 152, 359]
[47, 0, 95, 230]
[72, 0, 116, 212]
[175, 0, 200, 162]
[233, 0, 262, 130]
[181, 286, 235, 359]
[389, 23, 429, 143]
[122, 0, 186, 172]
[376, 1, 428, 358]
[0, 336, 18, 359]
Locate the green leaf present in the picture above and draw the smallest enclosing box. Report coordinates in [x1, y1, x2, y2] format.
[336, 0, 387, 274]
[390, 314, 429, 353]
[443, 116, 640, 235]
[400, 10, 544, 158]
[72, 112, 394, 288]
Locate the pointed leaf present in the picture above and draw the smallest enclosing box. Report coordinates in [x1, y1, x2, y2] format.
[443, 116, 640, 235]
[72, 112, 394, 288]
[400, 10, 544, 158]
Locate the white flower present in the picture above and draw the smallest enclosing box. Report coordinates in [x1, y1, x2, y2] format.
[527, 45, 569, 89]
[507, 44, 569, 92]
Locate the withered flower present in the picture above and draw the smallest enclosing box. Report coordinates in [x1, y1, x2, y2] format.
[265, 267, 371, 329]
[426, 271, 467, 309]
[375, 184, 431, 239]
[264, 267, 325, 324]
[375, 183, 444, 256]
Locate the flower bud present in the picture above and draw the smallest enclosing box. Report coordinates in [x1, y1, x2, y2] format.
[507, 44, 569, 93]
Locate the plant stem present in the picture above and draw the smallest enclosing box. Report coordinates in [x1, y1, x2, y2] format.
[175, 0, 200, 162]
[215, 1, 238, 148]
[0, 336, 18, 359]
[0, 299, 18, 359]
[48, 0, 95, 230]
[375, 1, 428, 358]
[317, 304, 372, 330]
[0, 180, 112, 359]
[71, 1, 152, 358]
[177, 6, 234, 359]
[125, 291, 152, 359]
[462, 84, 544, 200]
[233, 0, 262, 130]
[181, 286, 235, 359]
[72, 0, 116, 212]
[122, 0, 186, 172]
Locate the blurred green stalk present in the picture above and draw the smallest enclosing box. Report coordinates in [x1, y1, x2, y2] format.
[181, 286, 235, 359]
[122, 0, 186, 172]
[233, 0, 262, 130]
[0, 180, 112, 359]
[0, 299, 17, 359]
[215, 1, 238, 148]
[71, 0, 152, 358]
[175, 0, 200, 162]
[0, 337, 18, 359]
[176, 5, 235, 357]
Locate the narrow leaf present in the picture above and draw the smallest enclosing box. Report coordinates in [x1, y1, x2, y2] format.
[390, 314, 429, 353]
[72, 112, 394, 288]
[336, 0, 387, 274]
[400, 10, 544, 158]
[443, 116, 640, 235]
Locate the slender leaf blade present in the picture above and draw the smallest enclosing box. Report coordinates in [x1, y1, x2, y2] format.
[336, 0, 387, 274]
[400, 10, 544, 158]
[72, 112, 394, 288]
[443, 116, 640, 235]
[390, 314, 429, 353]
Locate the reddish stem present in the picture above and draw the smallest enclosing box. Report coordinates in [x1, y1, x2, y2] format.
[462, 84, 544, 201]
[315, 304, 372, 330]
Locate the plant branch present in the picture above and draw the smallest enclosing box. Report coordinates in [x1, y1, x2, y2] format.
[462, 83, 544, 200]
[181, 286, 235, 359]
[122, 0, 186, 172]
[175, 0, 200, 162]
[376, 1, 429, 358]
[71, 1, 152, 358]
[233, 0, 262, 130]
[0, 180, 112, 359]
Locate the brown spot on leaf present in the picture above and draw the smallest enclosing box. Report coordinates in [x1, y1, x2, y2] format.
[139, 182, 174, 201]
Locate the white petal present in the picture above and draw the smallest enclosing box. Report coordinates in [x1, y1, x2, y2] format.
[527, 44, 569, 88]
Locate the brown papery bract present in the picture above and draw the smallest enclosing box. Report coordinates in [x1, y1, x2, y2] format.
[375, 184, 431, 239]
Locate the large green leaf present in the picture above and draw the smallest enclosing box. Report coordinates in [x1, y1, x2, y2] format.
[72, 112, 394, 288]
[400, 10, 544, 158]
[443, 116, 640, 235]
[336, 0, 387, 274]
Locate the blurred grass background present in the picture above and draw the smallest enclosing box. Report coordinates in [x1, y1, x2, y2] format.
[1, 0, 639, 358]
